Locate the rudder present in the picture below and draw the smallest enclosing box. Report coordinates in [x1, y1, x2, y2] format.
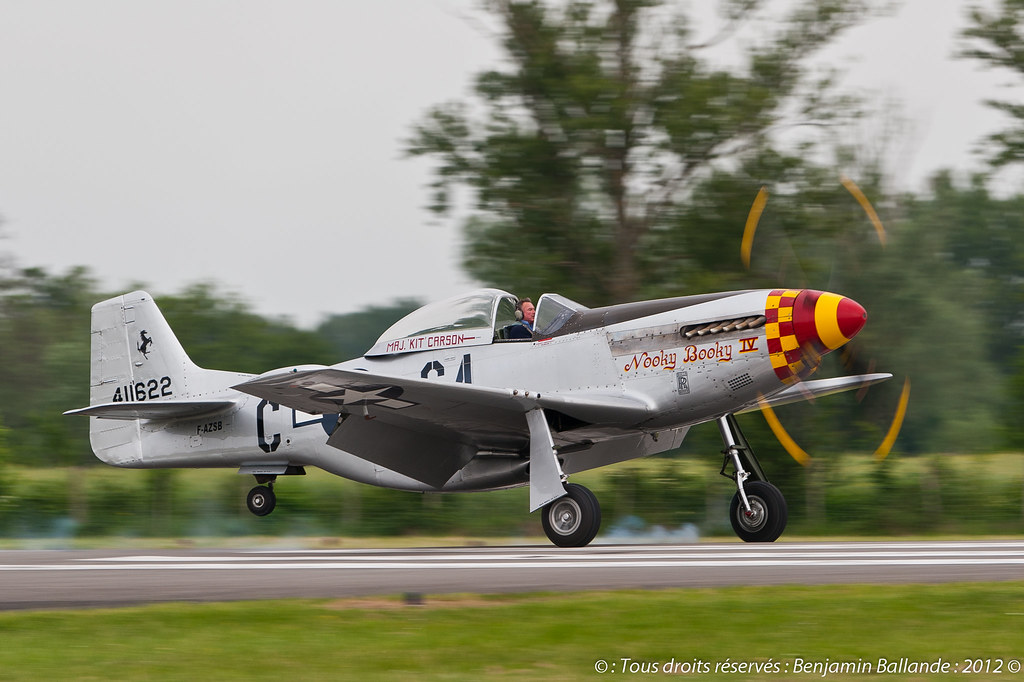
[88, 291, 197, 407]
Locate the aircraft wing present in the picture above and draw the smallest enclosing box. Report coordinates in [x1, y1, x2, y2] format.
[738, 373, 893, 413]
[234, 368, 653, 488]
[234, 368, 653, 426]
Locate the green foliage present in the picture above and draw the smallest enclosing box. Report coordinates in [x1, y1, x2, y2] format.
[0, 266, 95, 465]
[0, 418, 9, 472]
[2, 455, 1022, 540]
[316, 299, 421, 360]
[407, 0, 875, 305]
[961, 0, 1024, 167]
[157, 283, 336, 373]
[902, 172, 1024, 365]
[840, 173, 1024, 453]
[0, 419, 11, 527]
[600, 459, 709, 529]
[1011, 347, 1024, 449]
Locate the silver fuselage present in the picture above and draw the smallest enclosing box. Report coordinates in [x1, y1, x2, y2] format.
[98, 289, 787, 492]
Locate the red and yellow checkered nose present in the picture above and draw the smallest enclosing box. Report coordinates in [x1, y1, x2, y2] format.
[765, 289, 867, 384]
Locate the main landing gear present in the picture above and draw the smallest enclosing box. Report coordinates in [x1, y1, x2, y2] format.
[535, 413, 786, 547]
[541, 482, 601, 547]
[719, 414, 787, 542]
[527, 407, 603, 548]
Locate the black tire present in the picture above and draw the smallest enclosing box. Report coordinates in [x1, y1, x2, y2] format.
[541, 483, 601, 547]
[247, 485, 276, 517]
[729, 480, 787, 542]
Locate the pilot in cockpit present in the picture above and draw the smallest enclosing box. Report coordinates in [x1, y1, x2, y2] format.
[506, 297, 535, 339]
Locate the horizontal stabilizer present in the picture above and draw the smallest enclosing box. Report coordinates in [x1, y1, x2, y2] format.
[739, 373, 893, 413]
[64, 400, 238, 421]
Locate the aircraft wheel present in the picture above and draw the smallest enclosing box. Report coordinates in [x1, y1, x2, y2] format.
[247, 485, 276, 517]
[542, 483, 601, 548]
[730, 481, 787, 542]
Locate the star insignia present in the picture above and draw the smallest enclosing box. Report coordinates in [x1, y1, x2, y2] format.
[314, 385, 416, 410]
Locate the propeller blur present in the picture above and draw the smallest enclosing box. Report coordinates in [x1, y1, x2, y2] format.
[741, 178, 910, 466]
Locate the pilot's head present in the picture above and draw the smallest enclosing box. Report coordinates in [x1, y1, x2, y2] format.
[517, 298, 535, 324]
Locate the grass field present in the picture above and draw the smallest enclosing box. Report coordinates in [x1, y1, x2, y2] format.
[1, 583, 1022, 681]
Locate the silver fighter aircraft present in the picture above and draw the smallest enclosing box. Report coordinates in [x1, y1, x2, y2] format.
[66, 288, 889, 546]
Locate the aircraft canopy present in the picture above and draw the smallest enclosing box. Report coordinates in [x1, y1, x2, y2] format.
[365, 288, 589, 357]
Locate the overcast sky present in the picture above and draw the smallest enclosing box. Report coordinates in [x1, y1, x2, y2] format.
[0, 0, 1014, 327]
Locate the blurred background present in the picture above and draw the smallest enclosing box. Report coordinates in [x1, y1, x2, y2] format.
[1, 0, 1023, 542]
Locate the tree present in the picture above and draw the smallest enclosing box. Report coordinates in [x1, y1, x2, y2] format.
[157, 283, 337, 374]
[841, 184, 1005, 454]
[407, 0, 874, 305]
[317, 299, 422, 361]
[961, 0, 1024, 167]
[0, 266, 97, 465]
[0, 273, 344, 466]
[960, 5, 1024, 448]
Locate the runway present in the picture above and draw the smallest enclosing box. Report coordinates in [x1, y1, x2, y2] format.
[1, 540, 1022, 610]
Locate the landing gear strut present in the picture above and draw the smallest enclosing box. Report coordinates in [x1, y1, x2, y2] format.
[718, 415, 787, 542]
[541, 483, 601, 547]
[528, 407, 602, 547]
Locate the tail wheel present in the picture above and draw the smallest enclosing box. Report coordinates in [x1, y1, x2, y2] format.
[730, 480, 787, 542]
[541, 483, 601, 547]
[247, 485, 276, 517]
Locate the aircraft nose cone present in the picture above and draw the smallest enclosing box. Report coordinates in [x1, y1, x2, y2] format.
[815, 292, 867, 350]
[837, 296, 867, 340]
[766, 289, 867, 385]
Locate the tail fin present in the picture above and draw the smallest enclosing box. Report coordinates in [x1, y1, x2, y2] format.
[89, 291, 197, 406]
[65, 291, 241, 465]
